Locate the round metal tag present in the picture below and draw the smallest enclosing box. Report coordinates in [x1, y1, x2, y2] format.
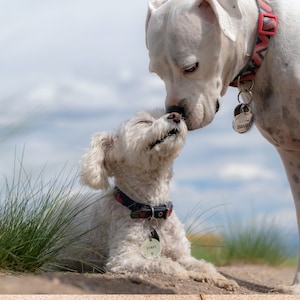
[232, 112, 254, 133]
[141, 239, 161, 259]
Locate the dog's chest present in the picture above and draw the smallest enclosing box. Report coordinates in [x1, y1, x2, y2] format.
[253, 92, 300, 151]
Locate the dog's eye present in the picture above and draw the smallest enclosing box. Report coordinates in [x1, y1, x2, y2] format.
[183, 62, 199, 73]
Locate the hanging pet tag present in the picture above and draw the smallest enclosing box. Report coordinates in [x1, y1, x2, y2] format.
[141, 239, 161, 259]
[232, 104, 254, 134]
[141, 229, 161, 259]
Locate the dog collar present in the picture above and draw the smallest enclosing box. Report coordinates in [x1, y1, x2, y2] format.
[114, 187, 173, 219]
[230, 0, 278, 87]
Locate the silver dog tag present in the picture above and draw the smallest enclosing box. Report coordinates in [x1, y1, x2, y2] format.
[141, 239, 161, 259]
[141, 229, 161, 259]
[232, 104, 253, 134]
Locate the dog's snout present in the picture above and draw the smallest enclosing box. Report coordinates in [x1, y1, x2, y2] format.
[167, 112, 181, 123]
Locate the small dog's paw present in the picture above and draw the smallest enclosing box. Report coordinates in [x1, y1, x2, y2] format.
[190, 272, 238, 291]
[214, 277, 238, 292]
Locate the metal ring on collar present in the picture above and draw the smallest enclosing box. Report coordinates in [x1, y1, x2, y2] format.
[237, 89, 253, 105]
[237, 77, 255, 91]
[150, 206, 155, 219]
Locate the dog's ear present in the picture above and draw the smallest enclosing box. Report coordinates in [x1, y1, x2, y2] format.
[201, 0, 242, 41]
[80, 132, 114, 190]
[146, 0, 168, 46]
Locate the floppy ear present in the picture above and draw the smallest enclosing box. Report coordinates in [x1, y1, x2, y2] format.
[145, 0, 168, 43]
[80, 132, 114, 190]
[203, 0, 242, 41]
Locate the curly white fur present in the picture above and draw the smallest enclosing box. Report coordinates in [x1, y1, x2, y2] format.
[68, 109, 237, 291]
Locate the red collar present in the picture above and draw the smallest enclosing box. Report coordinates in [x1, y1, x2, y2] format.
[230, 0, 278, 87]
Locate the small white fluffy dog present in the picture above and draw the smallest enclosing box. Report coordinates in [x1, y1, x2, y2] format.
[70, 108, 237, 291]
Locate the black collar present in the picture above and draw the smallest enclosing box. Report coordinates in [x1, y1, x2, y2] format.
[114, 187, 173, 219]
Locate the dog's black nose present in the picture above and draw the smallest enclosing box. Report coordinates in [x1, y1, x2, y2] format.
[167, 112, 181, 123]
[166, 105, 184, 115]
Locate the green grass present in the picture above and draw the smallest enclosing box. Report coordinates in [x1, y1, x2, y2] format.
[221, 217, 289, 265]
[0, 158, 104, 272]
[190, 217, 291, 266]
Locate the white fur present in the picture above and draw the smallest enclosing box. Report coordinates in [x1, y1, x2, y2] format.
[146, 0, 300, 293]
[70, 109, 237, 291]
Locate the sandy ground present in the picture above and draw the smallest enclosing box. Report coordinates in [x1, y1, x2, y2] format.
[0, 264, 297, 295]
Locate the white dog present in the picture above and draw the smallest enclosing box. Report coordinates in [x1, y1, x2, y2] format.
[146, 0, 300, 293]
[70, 109, 236, 291]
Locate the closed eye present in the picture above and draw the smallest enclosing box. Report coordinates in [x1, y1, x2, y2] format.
[183, 62, 199, 73]
[136, 120, 153, 125]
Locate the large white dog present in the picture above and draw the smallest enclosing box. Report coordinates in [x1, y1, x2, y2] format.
[146, 0, 300, 294]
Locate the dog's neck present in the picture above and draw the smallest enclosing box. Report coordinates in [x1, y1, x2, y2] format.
[113, 165, 172, 206]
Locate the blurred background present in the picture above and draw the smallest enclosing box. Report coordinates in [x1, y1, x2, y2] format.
[0, 0, 297, 253]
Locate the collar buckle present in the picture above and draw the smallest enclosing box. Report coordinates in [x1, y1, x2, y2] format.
[258, 12, 278, 36]
[156, 204, 173, 219]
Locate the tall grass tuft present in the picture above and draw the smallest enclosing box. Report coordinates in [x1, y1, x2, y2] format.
[0, 157, 103, 272]
[220, 217, 289, 266]
[185, 202, 290, 266]
[190, 216, 289, 266]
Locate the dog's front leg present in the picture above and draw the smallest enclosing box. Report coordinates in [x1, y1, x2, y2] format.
[106, 251, 237, 291]
[106, 254, 195, 279]
[275, 149, 300, 294]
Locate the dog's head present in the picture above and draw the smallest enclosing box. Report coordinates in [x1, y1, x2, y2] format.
[80, 109, 187, 190]
[146, 0, 243, 130]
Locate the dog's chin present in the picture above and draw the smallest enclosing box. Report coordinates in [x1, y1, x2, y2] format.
[185, 118, 204, 131]
[149, 129, 185, 153]
[184, 108, 215, 130]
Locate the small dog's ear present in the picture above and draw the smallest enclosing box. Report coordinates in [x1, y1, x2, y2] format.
[80, 132, 114, 190]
